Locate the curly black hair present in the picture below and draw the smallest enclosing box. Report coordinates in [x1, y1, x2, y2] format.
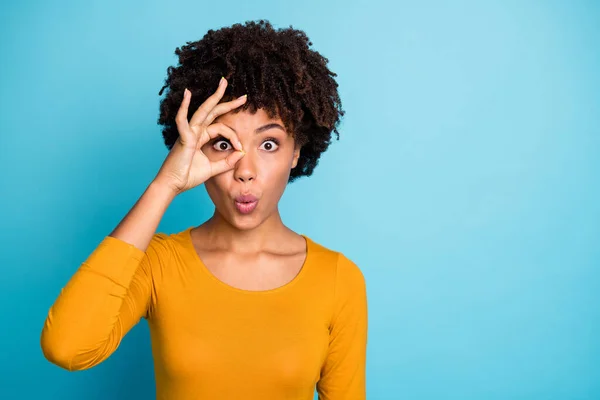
[157, 19, 344, 183]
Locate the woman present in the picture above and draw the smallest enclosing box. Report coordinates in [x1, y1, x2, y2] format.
[41, 19, 368, 400]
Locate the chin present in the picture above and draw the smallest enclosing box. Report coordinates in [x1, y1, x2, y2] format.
[213, 205, 264, 231]
[230, 212, 260, 228]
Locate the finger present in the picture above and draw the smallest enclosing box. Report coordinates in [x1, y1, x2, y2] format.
[210, 149, 246, 176]
[203, 94, 248, 126]
[189, 77, 228, 127]
[198, 122, 244, 151]
[175, 88, 196, 146]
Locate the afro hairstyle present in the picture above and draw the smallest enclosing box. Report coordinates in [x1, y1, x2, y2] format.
[157, 19, 345, 183]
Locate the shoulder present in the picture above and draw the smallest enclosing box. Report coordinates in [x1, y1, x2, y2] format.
[146, 231, 176, 255]
[305, 236, 366, 290]
[336, 252, 366, 288]
[136, 229, 188, 269]
[306, 238, 368, 330]
[150, 227, 193, 251]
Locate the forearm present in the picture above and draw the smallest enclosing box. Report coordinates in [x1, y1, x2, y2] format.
[109, 180, 177, 252]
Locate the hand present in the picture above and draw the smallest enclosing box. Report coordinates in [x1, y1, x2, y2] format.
[153, 78, 247, 195]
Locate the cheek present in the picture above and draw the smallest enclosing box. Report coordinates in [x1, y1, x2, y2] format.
[258, 153, 293, 179]
[203, 175, 230, 204]
[263, 158, 294, 194]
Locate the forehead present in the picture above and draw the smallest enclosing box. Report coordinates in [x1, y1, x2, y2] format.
[216, 107, 281, 127]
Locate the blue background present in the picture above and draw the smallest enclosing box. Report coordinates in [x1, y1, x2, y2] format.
[1, 0, 599, 399]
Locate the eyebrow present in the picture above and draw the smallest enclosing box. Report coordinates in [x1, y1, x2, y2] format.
[222, 123, 286, 134]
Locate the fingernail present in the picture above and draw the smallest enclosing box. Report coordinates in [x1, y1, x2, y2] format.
[238, 94, 247, 100]
[220, 76, 226, 86]
[184, 88, 189, 97]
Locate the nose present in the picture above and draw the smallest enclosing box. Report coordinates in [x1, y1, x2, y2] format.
[233, 148, 256, 183]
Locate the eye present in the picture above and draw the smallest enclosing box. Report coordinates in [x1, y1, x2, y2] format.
[212, 139, 233, 152]
[260, 137, 280, 152]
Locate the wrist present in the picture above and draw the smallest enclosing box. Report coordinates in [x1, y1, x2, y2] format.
[149, 179, 179, 200]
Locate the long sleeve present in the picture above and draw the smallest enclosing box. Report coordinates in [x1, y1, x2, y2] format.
[40, 233, 169, 371]
[317, 253, 368, 400]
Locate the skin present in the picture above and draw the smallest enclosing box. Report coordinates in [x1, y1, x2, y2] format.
[189, 107, 308, 291]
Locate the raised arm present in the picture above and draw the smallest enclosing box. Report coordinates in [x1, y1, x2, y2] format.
[41, 77, 249, 371]
[40, 182, 176, 371]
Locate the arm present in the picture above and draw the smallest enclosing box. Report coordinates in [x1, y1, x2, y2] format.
[317, 254, 369, 400]
[40, 181, 177, 371]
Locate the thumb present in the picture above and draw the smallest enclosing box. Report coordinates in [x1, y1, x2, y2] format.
[210, 150, 245, 176]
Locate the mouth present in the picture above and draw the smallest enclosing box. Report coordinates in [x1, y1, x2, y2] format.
[233, 194, 259, 215]
[234, 199, 258, 214]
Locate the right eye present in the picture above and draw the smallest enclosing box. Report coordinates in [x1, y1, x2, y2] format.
[212, 139, 233, 152]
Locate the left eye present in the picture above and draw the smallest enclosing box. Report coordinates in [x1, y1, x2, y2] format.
[260, 139, 279, 152]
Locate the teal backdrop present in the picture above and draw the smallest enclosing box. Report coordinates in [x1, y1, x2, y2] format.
[1, 0, 599, 399]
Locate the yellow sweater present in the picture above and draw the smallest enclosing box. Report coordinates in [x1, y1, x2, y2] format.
[41, 226, 368, 399]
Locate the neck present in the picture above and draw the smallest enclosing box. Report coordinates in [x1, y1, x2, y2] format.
[200, 206, 290, 254]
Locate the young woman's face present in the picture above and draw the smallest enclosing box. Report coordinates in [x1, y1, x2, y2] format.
[201, 108, 300, 230]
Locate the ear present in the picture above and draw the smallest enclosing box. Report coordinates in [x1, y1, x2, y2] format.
[291, 146, 300, 169]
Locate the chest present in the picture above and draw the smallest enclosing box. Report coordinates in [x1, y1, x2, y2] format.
[198, 250, 307, 292]
[148, 288, 330, 393]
